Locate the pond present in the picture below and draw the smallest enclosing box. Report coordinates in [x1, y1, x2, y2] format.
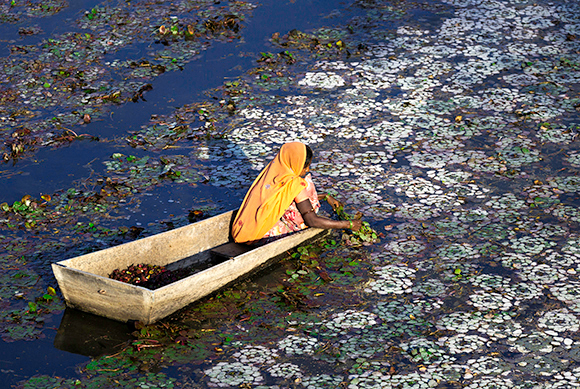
[1, 0, 580, 387]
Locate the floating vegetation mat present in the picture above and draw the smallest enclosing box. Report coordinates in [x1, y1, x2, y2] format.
[0, 0, 255, 162]
[4, 0, 580, 387]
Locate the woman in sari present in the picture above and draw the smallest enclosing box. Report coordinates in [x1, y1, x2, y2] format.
[232, 142, 362, 244]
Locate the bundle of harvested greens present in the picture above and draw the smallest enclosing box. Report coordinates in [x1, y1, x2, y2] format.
[109, 263, 190, 290]
[333, 203, 381, 246]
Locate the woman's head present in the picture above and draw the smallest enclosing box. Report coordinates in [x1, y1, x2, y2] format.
[277, 142, 312, 177]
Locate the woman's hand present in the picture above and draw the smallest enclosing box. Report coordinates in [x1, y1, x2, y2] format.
[349, 220, 363, 232]
[324, 194, 343, 211]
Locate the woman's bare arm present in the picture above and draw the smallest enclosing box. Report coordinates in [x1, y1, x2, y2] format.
[297, 199, 362, 231]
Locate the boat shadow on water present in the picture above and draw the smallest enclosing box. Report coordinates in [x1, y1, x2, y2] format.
[54, 308, 135, 358]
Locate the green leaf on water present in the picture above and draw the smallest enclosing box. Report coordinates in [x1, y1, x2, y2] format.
[296, 246, 309, 256]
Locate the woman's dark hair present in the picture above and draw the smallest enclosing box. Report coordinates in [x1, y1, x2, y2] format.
[304, 145, 313, 168]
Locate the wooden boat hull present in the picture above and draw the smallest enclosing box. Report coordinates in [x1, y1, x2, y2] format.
[51, 210, 327, 324]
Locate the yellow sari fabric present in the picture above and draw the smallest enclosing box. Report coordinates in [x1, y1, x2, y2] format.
[232, 142, 308, 243]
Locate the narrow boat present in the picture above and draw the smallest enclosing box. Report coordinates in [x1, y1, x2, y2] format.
[51, 210, 328, 324]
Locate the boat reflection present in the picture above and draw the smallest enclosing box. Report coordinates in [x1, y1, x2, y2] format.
[54, 308, 134, 357]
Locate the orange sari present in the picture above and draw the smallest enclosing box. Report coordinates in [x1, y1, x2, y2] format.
[261, 173, 320, 240]
[232, 142, 310, 243]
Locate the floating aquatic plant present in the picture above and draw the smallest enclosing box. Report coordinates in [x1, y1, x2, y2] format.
[538, 309, 580, 333]
[468, 290, 514, 311]
[204, 362, 263, 387]
[438, 333, 488, 354]
[365, 264, 415, 295]
[321, 310, 377, 335]
[465, 355, 512, 378]
[267, 363, 302, 379]
[232, 345, 278, 365]
[277, 335, 319, 356]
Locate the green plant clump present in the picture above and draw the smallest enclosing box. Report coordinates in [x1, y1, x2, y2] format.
[333, 204, 381, 246]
